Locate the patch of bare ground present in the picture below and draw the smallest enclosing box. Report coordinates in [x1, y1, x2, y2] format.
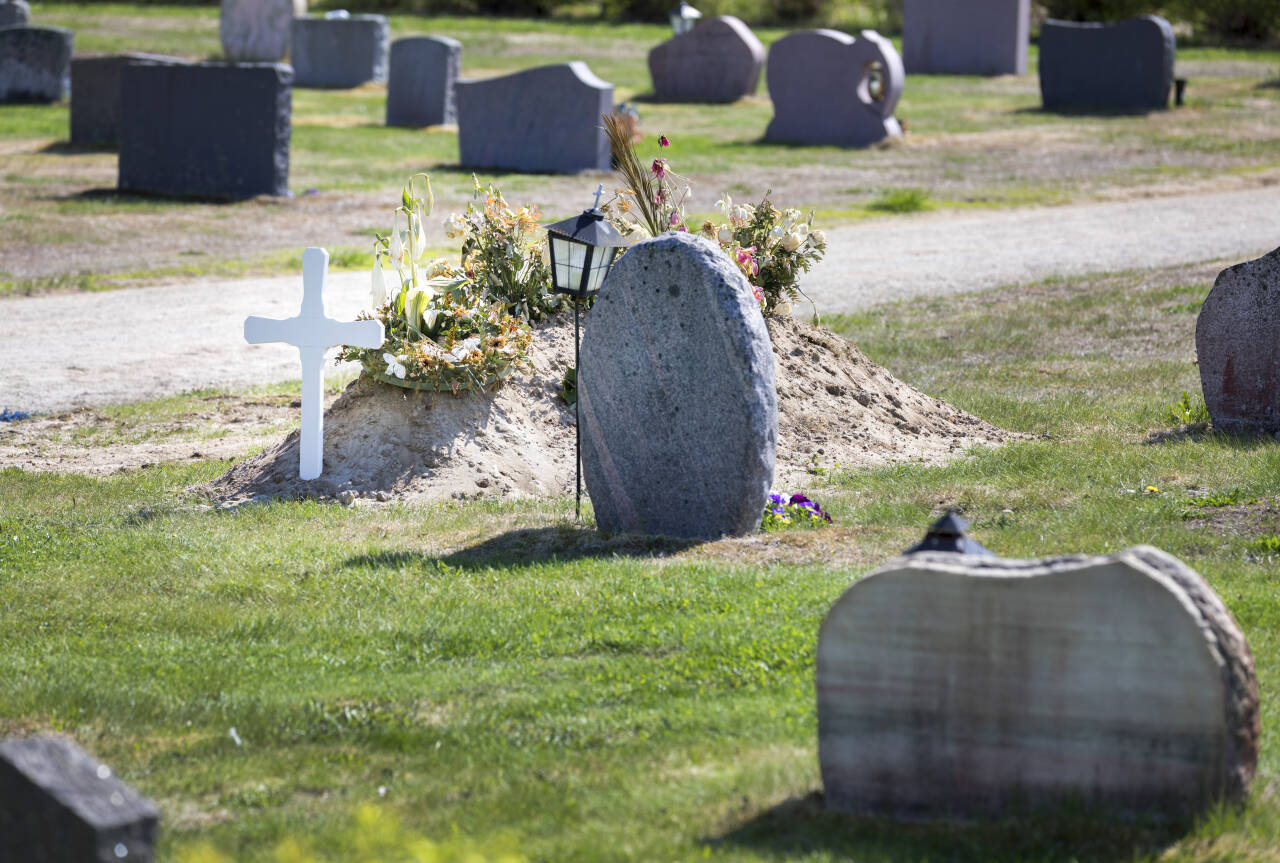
[1182, 497, 1280, 541]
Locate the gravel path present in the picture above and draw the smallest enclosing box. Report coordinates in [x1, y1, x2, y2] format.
[4, 186, 1280, 413]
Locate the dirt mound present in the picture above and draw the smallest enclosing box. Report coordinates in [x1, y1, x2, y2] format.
[201, 316, 1012, 505]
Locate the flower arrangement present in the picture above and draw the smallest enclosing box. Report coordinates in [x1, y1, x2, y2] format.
[761, 492, 834, 530]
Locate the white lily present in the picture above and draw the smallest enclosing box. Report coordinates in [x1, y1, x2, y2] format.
[389, 212, 404, 266]
[382, 352, 408, 379]
[370, 255, 388, 308]
[449, 336, 482, 361]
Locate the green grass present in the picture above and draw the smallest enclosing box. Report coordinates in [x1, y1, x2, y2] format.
[3, 258, 1280, 861]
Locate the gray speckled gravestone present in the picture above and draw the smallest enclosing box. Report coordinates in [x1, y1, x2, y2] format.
[219, 0, 305, 62]
[902, 0, 1028, 75]
[0, 26, 72, 103]
[456, 62, 612, 174]
[647, 15, 764, 102]
[386, 35, 461, 127]
[0, 736, 160, 863]
[579, 232, 776, 540]
[290, 14, 389, 88]
[1196, 246, 1280, 433]
[1040, 15, 1175, 112]
[0, 0, 31, 28]
[70, 54, 186, 148]
[118, 61, 292, 200]
[818, 546, 1259, 817]
[765, 29, 902, 148]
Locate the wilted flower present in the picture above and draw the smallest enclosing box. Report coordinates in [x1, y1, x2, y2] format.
[782, 232, 804, 252]
[717, 225, 733, 244]
[810, 229, 827, 245]
[668, 211, 680, 227]
[651, 158, 667, 178]
[370, 256, 388, 308]
[659, 135, 670, 148]
[443, 212, 469, 239]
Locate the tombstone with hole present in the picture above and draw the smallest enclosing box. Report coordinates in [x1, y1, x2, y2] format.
[1196, 246, 1280, 434]
[648, 15, 764, 102]
[0, 0, 31, 28]
[290, 14, 389, 88]
[0, 736, 161, 863]
[385, 35, 461, 127]
[0, 25, 72, 103]
[456, 62, 613, 174]
[219, 0, 306, 62]
[765, 30, 902, 148]
[817, 517, 1260, 818]
[70, 54, 186, 149]
[1040, 15, 1176, 112]
[118, 60, 293, 200]
[902, 0, 1029, 76]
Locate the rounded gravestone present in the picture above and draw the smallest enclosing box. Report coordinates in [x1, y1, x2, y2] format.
[1196, 246, 1280, 433]
[579, 232, 777, 540]
[386, 35, 461, 127]
[647, 15, 764, 103]
[291, 15, 389, 88]
[0, 26, 72, 104]
[219, 0, 306, 63]
[0, 0, 31, 28]
[1039, 15, 1175, 112]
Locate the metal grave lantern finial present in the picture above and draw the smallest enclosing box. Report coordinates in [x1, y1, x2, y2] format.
[668, 0, 702, 35]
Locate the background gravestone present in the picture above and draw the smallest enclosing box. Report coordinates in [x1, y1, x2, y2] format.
[70, 54, 186, 149]
[456, 62, 612, 173]
[0, 0, 31, 28]
[1196, 246, 1280, 433]
[118, 61, 292, 200]
[0, 26, 73, 103]
[647, 15, 764, 102]
[1040, 15, 1175, 112]
[219, 0, 305, 62]
[818, 545, 1259, 817]
[290, 14, 389, 88]
[385, 35, 461, 127]
[902, 0, 1029, 76]
[765, 29, 902, 148]
[579, 232, 777, 540]
[0, 736, 161, 863]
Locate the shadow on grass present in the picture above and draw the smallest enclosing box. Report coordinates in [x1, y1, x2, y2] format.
[39, 140, 114, 155]
[1145, 425, 1279, 447]
[1009, 105, 1166, 118]
[711, 792, 1190, 863]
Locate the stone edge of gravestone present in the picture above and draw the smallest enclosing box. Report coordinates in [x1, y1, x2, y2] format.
[0, 25, 74, 103]
[0, 0, 31, 27]
[1039, 15, 1175, 112]
[647, 15, 765, 103]
[0, 736, 162, 829]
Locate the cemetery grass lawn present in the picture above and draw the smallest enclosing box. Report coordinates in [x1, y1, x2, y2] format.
[3, 259, 1280, 861]
[3, 8, 1280, 291]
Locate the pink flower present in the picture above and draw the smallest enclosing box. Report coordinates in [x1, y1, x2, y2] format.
[736, 245, 759, 276]
[659, 135, 670, 148]
[669, 211, 679, 226]
[677, 225, 689, 232]
[752, 286, 764, 304]
[651, 159, 667, 178]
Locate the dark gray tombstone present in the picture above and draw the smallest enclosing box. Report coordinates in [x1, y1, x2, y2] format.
[1039, 15, 1176, 112]
[818, 546, 1259, 817]
[765, 29, 903, 148]
[290, 15, 389, 88]
[70, 53, 186, 149]
[0, 0, 31, 28]
[219, 0, 304, 62]
[118, 61, 292, 200]
[385, 35, 461, 127]
[902, 0, 1029, 76]
[0, 737, 161, 863]
[579, 232, 777, 540]
[647, 15, 764, 103]
[456, 62, 612, 174]
[0, 25, 73, 103]
[1196, 246, 1280, 433]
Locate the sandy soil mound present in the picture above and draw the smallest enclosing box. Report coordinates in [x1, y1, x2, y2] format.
[201, 316, 1013, 505]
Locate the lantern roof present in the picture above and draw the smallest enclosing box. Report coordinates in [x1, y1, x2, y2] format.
[545, 208, 631, 250]
[905, 509, 995, 557]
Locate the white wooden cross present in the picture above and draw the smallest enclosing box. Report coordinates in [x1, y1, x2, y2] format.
[244, 247, 385, 481]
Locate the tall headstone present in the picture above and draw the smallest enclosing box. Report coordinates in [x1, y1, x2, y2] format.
[70, 54, 186, 149]
[647, 15, 764, 103]
[219, 0, 305, 62]
[456, 62, 612, 174]
[0, 0, 31, 28]
[1039, 16, 1176, 112]
[290, 14, 389, 88]
[385, 35, 461, 127]
[902, 0, 1029, 76]
[0, 737, 161, 863]
[765, 30, 902, 148]
[1196, 246, 1280, 433]
[579, 232, 777, 540]
[818, 545, 1260, 817]
[0, 26, 73, 104]
[118, 61, 293, 200]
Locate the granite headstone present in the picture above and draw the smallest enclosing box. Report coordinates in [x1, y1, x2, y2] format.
[1196, 246, 1280, 433]
[647, 15, 764, 102]
[0, 0, 31, 28]
[290, 14, 389, 88]
[118, 61, 292, 200]
[818, 545, 1260, 817]
[0, 736, 161, 863]
[70, 54, 186, 149]
[0, 25, 73, 103]
[902, 0, 1029, 75]
[579, 232, 777, 540]
[1040, 15, 1176, 112]
[456, 62, 612, 173]
[385, 35, 461, 127]
[765, 29, 902, 148]
[219, 0, 305, 62]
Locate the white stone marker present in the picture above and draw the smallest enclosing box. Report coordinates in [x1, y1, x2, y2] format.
[243, 247, 384, 480]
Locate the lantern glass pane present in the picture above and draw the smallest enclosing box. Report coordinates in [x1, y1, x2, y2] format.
[584, 246, 618, 293]
[550, 235, 588, 293]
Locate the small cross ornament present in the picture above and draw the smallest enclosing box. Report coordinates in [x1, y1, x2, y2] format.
[244, 247, 384, 480]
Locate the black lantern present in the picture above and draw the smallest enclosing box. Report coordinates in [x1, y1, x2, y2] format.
[905, 509, 995, 557]
[545, 186, 631, 520]
[667, 0, 702, 35]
